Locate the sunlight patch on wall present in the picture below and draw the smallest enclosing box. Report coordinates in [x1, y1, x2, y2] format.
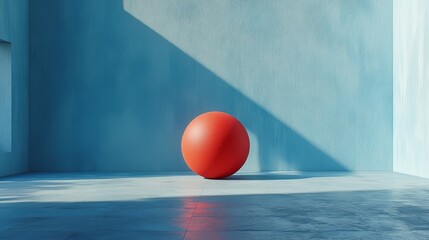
[393, 0, 429, 178]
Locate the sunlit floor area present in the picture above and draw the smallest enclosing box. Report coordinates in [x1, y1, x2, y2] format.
[0, 172, 428, 239]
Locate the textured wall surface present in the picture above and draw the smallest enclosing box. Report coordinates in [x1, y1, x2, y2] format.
[0, 0, 29, 176]
[394, 0, 429, 178]
[29, 0, 392, 172]
[0, 42, 11, 153]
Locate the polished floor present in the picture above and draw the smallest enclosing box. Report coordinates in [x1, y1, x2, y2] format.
[1, 171, 429, 239]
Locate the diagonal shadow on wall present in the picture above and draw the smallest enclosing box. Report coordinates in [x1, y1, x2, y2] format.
[29, 0, 347, 172]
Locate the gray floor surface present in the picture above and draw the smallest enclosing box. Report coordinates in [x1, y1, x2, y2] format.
[0, 171, 429, 239]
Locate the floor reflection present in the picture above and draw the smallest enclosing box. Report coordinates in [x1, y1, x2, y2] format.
[0, 173, 429, 239]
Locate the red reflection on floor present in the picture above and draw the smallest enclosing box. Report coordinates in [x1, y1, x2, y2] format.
[186, 201, 227, 240]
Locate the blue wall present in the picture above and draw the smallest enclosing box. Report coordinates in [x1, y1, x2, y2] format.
[0, 41, 12, 153]
[29, 0, 393, 172]
[0, 0, 29, 176]
[394, 0, 429, 178]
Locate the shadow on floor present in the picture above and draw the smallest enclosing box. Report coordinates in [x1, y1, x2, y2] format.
[223, 172, 351, 180]
[0, 171, 352, 182]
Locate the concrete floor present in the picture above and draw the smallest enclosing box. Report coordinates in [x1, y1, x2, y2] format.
[0, 172, 429, 239]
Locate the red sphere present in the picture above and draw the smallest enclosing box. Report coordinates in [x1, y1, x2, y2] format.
[181, 112, 250, 179]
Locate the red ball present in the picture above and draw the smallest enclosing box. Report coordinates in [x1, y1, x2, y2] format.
[181, 112, 250, 179]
